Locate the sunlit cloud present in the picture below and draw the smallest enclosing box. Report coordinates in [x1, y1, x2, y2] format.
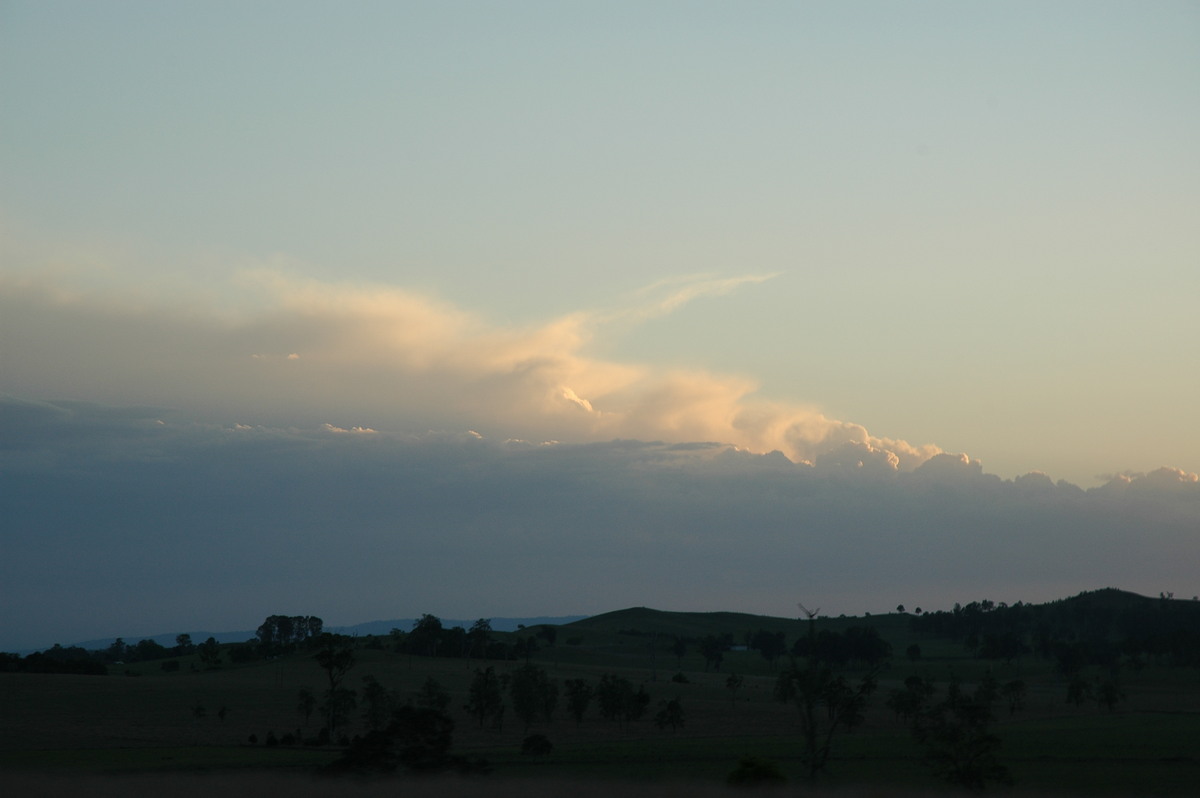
[0, 268, 943, 471]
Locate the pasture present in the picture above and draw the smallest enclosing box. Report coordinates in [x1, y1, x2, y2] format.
[3, 602, 1199, 796]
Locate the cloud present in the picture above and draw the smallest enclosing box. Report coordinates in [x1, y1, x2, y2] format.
[1, 399, 1196, 651]
[0, 269, 942, 470]
[4, 268, 1195, 650]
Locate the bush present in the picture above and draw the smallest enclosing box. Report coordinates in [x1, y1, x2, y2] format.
[727, 755, 787, 787]
[521, 733, 553, 756]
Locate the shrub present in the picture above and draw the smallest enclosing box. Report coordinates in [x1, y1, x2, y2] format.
[521, 733, 553, 756]
[727, 755, 787, 787]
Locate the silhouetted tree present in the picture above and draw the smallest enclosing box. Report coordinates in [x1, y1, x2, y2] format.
[509, 663, 558, 731]
[752, 629, 788, 668]
[467, 619, 492, 660]
[314, 634, 356, 735]
[564, 678, 593, 725]
[775, 612, 878, 781]
[414, 677, 451, 712]
[197, 636, 222, 669]
[465, 666, 505, 729]
[1001, 680, 1026, 715]
[700, 634, 730, 671]
[326, 705, 482, 775]
[297, 687, 316, 725]
[671, 636, 687, 669]
[1096, 678, 1124, 712]
[256, 615, 323, 656]
[725, 672, 744, 706]
[887, 675, 935, 723]
[361, 675, 397, 731]
[409, 614, 443, 657]
[910, 678, 1012, 790]
[595, 673, 648, 725]
[655, 697, 685, 731]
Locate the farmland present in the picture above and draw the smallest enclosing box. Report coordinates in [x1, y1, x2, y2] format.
[3, 591, 1199, 796]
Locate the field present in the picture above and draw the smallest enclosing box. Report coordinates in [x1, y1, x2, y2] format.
[3, 602, 1199, 796]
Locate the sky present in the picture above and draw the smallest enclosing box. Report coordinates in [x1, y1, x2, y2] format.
[1, 1, 1197, 652]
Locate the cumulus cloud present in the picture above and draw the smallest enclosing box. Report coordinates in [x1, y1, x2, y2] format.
[0, 269, 942, 470]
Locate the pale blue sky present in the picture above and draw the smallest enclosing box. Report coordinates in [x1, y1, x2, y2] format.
[2, 2, 1199, 647]
[4, 1, 1196, 485]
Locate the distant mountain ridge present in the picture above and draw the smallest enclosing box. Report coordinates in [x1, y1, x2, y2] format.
[58, 615, 589, 654]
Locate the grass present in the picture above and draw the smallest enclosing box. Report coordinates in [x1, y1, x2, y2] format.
[3, 603, 1199, 796]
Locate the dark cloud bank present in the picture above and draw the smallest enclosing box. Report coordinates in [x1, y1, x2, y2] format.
[2, 397, 1196, 652]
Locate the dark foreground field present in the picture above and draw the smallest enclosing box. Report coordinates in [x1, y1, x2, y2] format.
[4, 594, 1199, 797]
[0, 772, 1117, 798]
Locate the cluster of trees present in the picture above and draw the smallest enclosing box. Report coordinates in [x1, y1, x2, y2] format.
[0, 644, 107, 675]
[389, 615, 550, 661]
[460, 664, 665, 733]
[256, 615, 324, 656]
[0, 633, 227, 674]
[909, 590, 1200, 670]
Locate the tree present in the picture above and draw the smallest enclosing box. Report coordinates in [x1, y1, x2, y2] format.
[361, 675, 396, 731]
[670, 637, 687, 669]
[467, 619, 492, 660]
[256, 614, 323, 656]
[775, 661, 876, 780]
[886, 675, 935, 723]
[910, 678, 1012, 790]
[1066, 673, 1093, 707]
[1096, 678, 1124, 712]
[175, 634, 195, 655]
[197, 636, 222, 669]
[751, 630, 788, 668]
[321, 688, 358, 740]
[409, 614, 444, 657]
[465, 666, 505, 729]
[133, 638, 167, 662]
[1001, 680, 1026, 715]
[509, 663, 558, 731]
[725, 672, 744, 706]
[297, 687, 316, 726]
[314, 634, 356, 736]
[699, 634, 730, 671]
[654, 697, 685, 732]
[774, 612, 878, 781]
[595, 673, 649, 725]
[564, 678, 593, 725]
[326, 705, 479, 776]
[414, 677, 451, 712]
